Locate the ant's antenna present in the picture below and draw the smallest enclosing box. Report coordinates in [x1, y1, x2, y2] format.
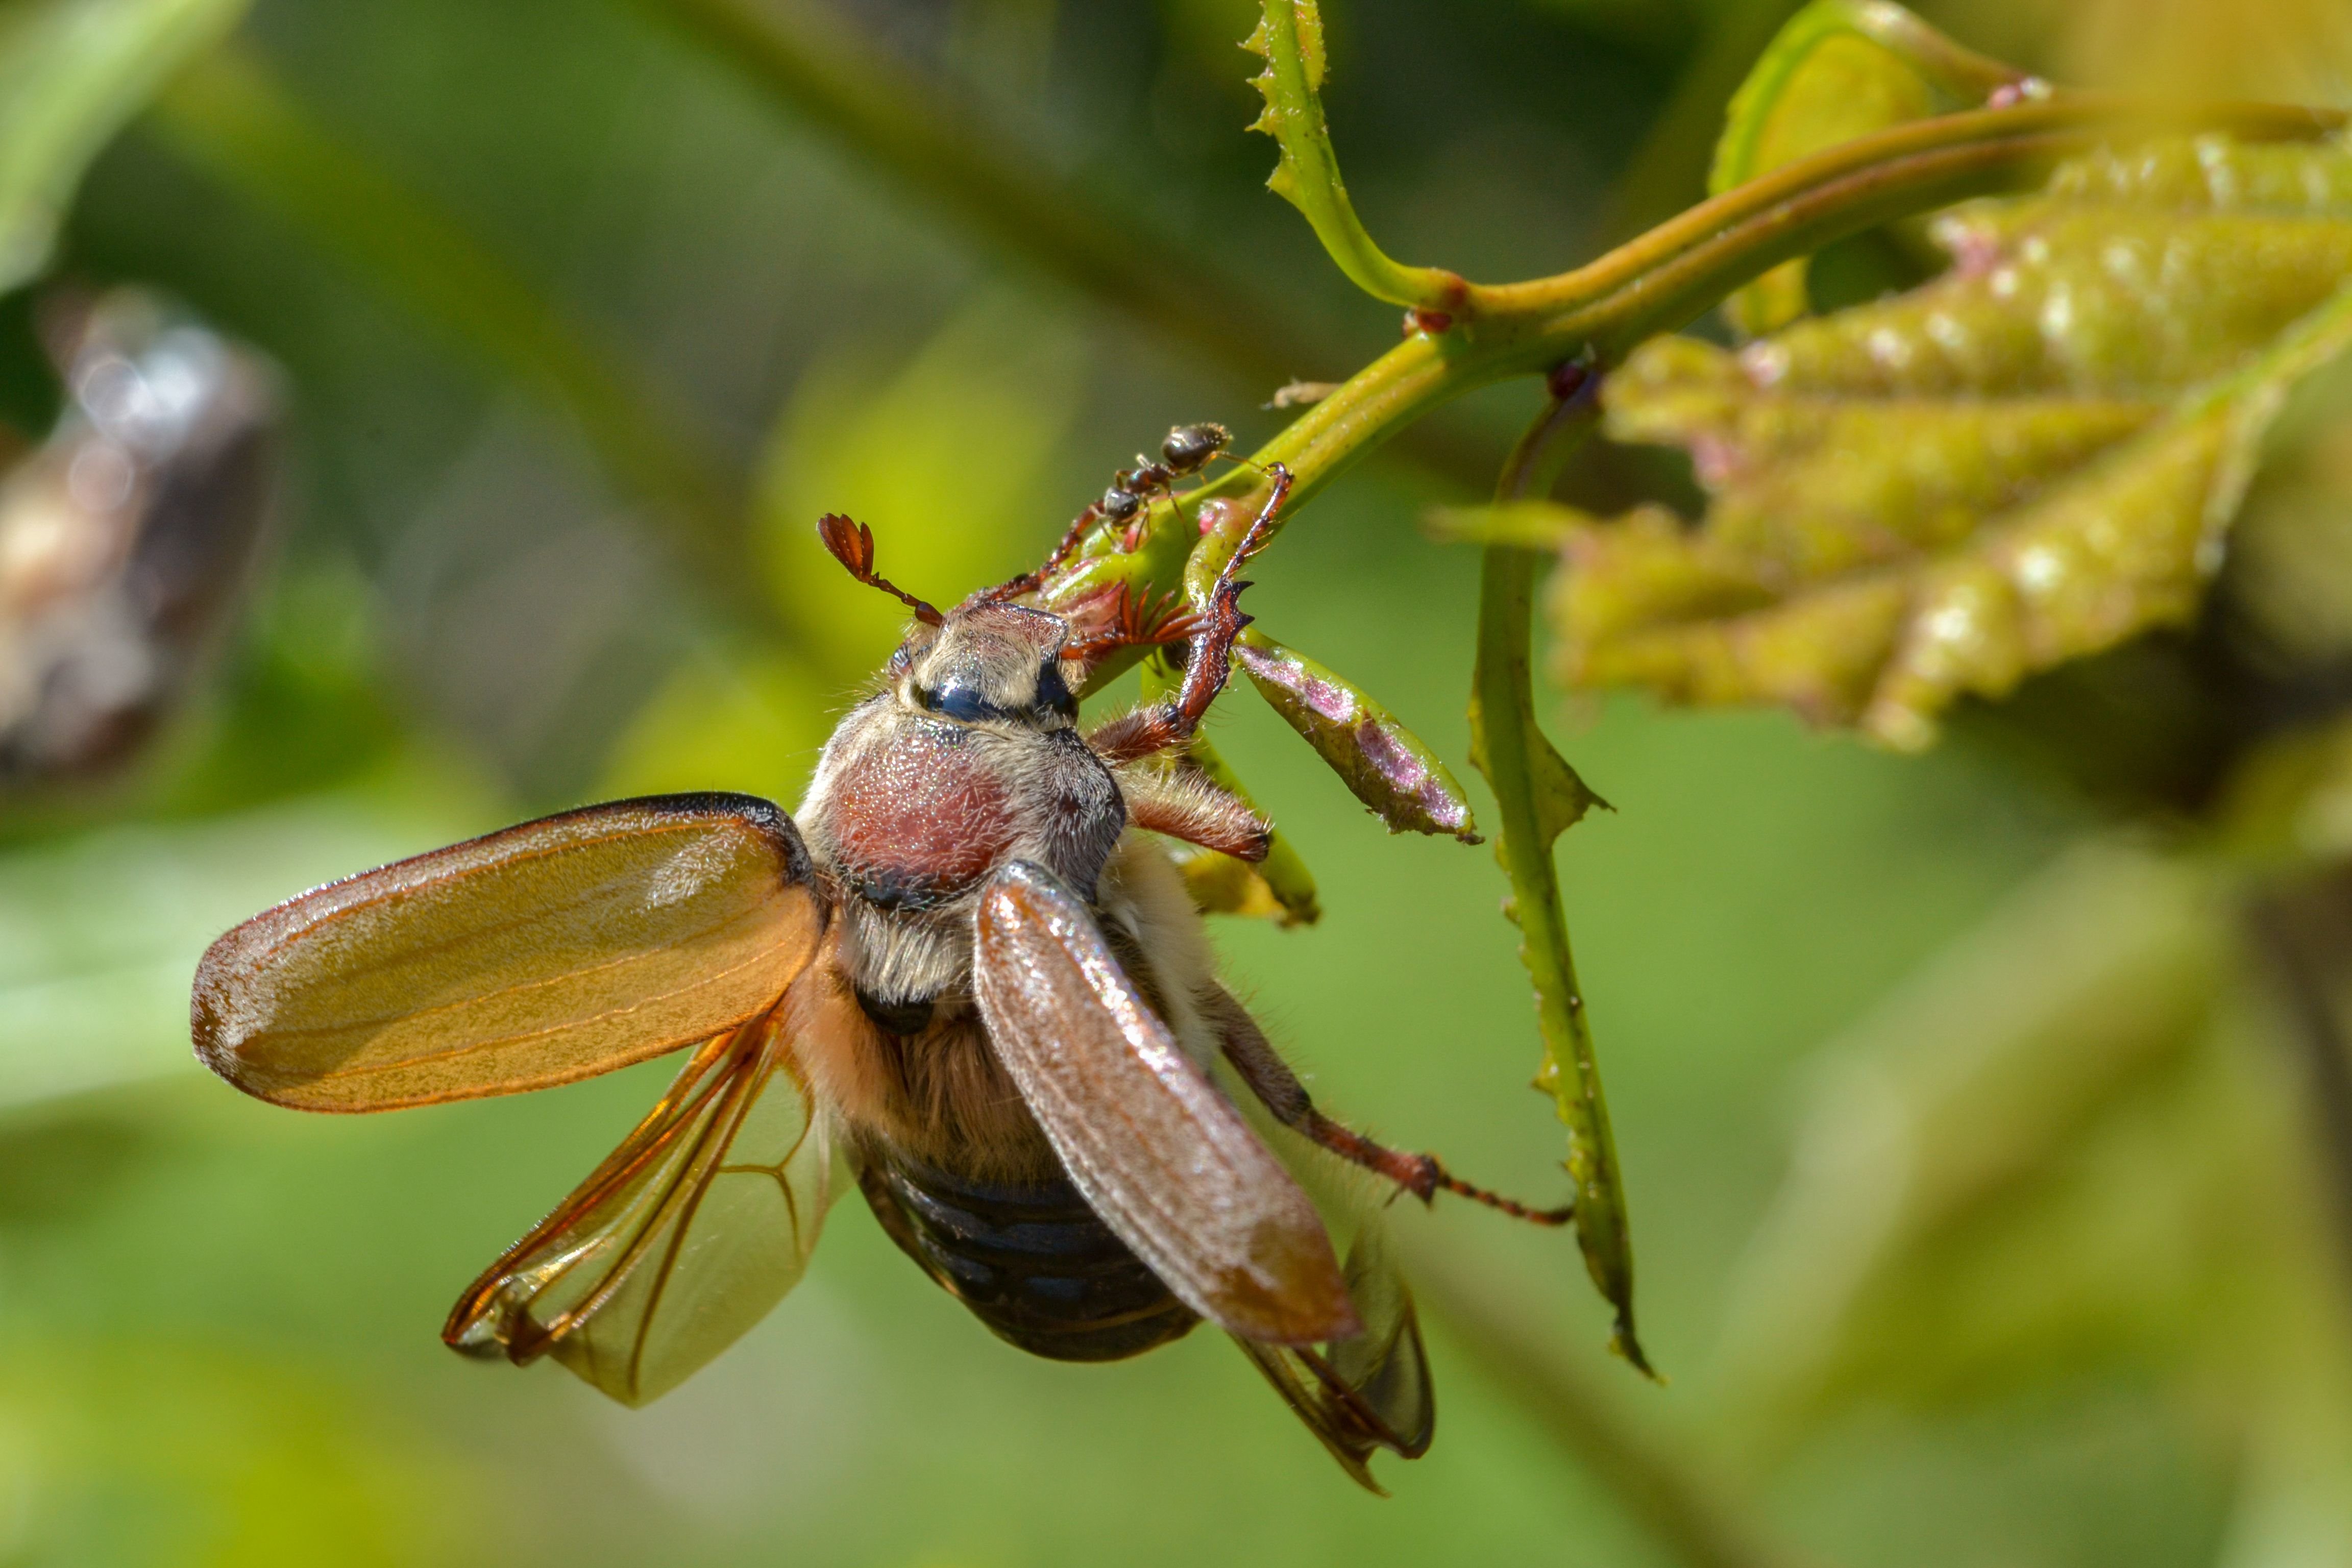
[817, 513, 944, 626]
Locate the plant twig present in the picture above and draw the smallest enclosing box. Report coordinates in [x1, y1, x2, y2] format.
[1468, 372, 1649, 1371]
[1244, 0, 1466, 316]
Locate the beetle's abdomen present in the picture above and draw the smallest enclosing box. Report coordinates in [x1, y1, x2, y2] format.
[856, 1149, 1197, 1362]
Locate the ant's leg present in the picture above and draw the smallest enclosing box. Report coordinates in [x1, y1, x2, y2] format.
[1204, 986, 1574, 1227]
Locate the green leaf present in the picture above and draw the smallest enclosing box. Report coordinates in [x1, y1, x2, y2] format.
[1241, 0, 1466, 316]
[1709, 2, 2031, 336]
[0, 0, 250, 294]
[1551, 134, 2352, 751]
[1236, 629, 1480, 842]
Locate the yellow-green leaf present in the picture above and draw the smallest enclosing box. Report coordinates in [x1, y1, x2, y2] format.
[1551, 135, 2352, 751]
[1709, 2, 2030, 336]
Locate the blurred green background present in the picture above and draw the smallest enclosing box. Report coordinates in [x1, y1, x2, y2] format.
[4, 0, 2351, 1564]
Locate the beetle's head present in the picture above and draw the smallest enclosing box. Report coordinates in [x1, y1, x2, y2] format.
[815, 511, 1084, 730]
[888, 600, 1077, 729]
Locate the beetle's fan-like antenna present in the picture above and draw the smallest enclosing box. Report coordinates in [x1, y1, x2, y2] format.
[817, 513, 944, 626]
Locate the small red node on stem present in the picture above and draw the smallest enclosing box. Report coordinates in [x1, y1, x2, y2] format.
[1546, 359, 1594, 403]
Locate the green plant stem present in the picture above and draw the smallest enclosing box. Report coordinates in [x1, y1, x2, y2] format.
[1408, 1237, 1816, 1568]
[1478, 95, 2336, 325]
[1248, 0, 1465, 314]
[1469, 382, 1649, 1370]
[143, 45, 798, 646]
[1174, 93, 2346, 534]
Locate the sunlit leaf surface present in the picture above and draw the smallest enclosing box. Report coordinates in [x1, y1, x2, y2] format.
[1549, 135, 2352, 748]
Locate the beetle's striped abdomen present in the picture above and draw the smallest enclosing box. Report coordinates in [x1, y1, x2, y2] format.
[856, 1149, 1197, 1362]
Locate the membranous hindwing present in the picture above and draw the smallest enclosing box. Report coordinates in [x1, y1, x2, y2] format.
[1205, 988, 1436, 1488]
[191, 792, 836, 1405]
[446, 1008, 838, 1406]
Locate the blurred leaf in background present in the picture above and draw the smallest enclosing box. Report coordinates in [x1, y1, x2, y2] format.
[0, 0, 247, 293]
[754, 292, 1090, 680]
[0, 1339, 474, 1566]
[0, 783, 478, 1098]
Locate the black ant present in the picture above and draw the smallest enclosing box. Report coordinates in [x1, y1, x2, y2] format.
[985, 423, 1235, 603]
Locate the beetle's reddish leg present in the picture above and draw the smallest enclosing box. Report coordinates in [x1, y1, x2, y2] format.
[1173, 461, 1289, 724]
[1117, 762, 1270, 861]
[1088, 464, 1291, 765]
[1207, 986, 1574, 1227]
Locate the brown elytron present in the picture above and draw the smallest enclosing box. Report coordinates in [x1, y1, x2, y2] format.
[189, 426, 1561, 1491]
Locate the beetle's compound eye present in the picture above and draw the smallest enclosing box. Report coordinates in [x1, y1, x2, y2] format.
[1161, 423, 1230, 474]
[913, 667, 1072, 726]
[917, 681, 997, 723]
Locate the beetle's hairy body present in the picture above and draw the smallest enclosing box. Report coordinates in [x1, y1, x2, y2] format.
[829, 841, 1223, 1359]
[791, 600, 1236, 1357]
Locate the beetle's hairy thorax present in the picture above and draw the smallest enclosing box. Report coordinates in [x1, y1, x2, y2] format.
[799, 691, 1124, 1008]
[786, 604, 1239, 1357]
